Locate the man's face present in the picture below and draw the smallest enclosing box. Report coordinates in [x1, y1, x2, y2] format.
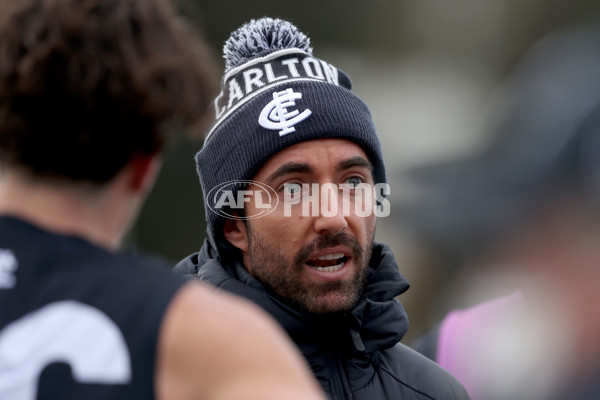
[224, 139, 377, 315]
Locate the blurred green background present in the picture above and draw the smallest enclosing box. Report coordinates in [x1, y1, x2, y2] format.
[127, 0, 600, 341]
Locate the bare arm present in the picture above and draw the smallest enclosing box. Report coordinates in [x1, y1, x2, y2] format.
[156, 282, 325, 400]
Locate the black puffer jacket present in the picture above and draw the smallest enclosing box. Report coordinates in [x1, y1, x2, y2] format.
[174, 238, 469, 400]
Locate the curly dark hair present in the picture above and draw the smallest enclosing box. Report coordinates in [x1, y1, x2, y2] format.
[0, 0, 217, 183]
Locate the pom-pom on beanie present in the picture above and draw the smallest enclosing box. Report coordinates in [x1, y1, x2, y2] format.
[197, 17, 386, 239]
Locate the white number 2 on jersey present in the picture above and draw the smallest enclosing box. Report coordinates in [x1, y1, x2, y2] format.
[0, 301, 132, 399]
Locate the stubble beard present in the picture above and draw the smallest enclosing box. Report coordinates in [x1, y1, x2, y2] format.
[245, 223, 373, 316]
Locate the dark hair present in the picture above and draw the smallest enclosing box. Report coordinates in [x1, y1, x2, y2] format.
[0, 0, 217, 183]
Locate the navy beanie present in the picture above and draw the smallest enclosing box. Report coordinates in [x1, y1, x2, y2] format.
[196, 17, 386, 238]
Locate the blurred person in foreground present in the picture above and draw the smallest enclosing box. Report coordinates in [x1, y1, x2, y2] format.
[0, 1, 326, 399]
[403, 19, 600, 400]
[174, 17, 469, 400]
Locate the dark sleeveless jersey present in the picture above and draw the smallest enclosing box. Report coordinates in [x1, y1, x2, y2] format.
[0, 216, 186, 400]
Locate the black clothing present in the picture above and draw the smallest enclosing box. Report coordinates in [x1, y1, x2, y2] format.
[0, 216, 185, 399]
[175, 237, 469, 400]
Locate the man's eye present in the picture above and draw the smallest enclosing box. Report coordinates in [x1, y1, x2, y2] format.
[282, 182, 302, 195]
[345, 176, 364, 188]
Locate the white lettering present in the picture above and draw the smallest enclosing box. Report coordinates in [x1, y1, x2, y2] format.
[214, 191, 237, 210]
[214, 91, 226, 119]
[319, 183, 338, 217]
[281, 58, 301, 77]
[281, 183, 389, 218]
[354, 183, 374, 217]
[227, 79, 244, 109]
[283, 184, 302, 216]
[320, 60, 339, 85]
[264, 63, 287, 83]
[0, 301, 131, 400]
[236, 190, 254, 208]
[374, 183, 391, 217]
[338, 184, 354, 217]
[254, 190, 271, 209]
[301, 184, 320, 218]
[243, 68, 265, 94]
[302, 58, 325, 80]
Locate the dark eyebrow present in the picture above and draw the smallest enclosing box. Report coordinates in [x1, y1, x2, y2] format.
[336, 156, 373, 173]
[265, 162, 313, 184]
[264, 156, 372, 184]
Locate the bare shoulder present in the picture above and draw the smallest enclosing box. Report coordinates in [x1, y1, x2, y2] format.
[156, 282, 325, 400]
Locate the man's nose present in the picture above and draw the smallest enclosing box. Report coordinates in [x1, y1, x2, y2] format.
[313, 184, 348, 234]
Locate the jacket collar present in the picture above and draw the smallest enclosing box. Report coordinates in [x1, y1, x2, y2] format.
[174, 233, 410, 355]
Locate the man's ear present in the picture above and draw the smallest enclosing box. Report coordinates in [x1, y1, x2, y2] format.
[223, 217, 249, 253]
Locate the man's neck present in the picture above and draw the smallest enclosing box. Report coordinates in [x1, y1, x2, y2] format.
[0, 169, 133, 250]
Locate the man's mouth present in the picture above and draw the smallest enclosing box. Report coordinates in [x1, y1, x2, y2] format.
[306, 252, 349, 272]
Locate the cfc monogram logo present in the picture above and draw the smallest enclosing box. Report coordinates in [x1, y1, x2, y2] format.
[258, 88, 312, 136]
